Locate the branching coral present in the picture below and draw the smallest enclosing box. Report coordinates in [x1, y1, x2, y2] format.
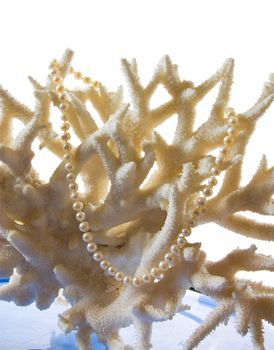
[0, 49, 274, 349]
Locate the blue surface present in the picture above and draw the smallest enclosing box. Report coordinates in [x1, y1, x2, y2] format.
[0, 282, 274, 349]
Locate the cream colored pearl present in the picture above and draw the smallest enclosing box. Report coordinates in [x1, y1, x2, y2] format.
[100, 259, 110, 270]
[65, 162, 73, 171]
[208, 176, 217, 186]
[182, 228, 191, 236]
[14, 184, 22, 192]
[142, 274, 152, 283]
[82, 232, 94, 242]
[132, 277, 142, 287]
[83, 76, 92, 84]
[187, 218, 196, 227]
[64, 153, 72, 160]
[51, 68, 59, 75]
[60, 102, 69, 111]
[63, 143, 72, 152]
[73, 201, 83, 211]
[56, 84, 65, 93]
[74, 71, 82, 79]
[215, 155, 224, 165]
[223, 135, 233, 144]
[76, 211, 86, 221]
[93, 251, 103, 261]
[87, 242, 97, 252]
[59, 93, 67, 101]
[227, 127, 235, 135]
[228, 116, 238, 125]
[69, 182, 78, 191]
[52, 75, 62, 84]
[123, 276, 132, 286]
[170, 244, 181, 256]
[159, 261, 169, 271]
[79, 221, 90, 232]
[71, 192, 79, 201]
[114, 271, 124, 281]
[61, 133, 71, 141]
[151, 267, 161, 278]
[197, 197, 206, 206]
[211, 167, 221, 176]
[61, 122, 70, 131]
[219, 146, 227, 155]
[193, 209, 200, 217]
[107, 266, 116, 276]
[203, 187, 213, 197]
[66, 173, 74, 182]
[177, 236, 186, 247]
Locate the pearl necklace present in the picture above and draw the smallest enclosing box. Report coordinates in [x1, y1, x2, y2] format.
[48, 59, 239, 288]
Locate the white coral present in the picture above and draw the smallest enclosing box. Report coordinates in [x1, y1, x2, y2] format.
[0, 49, 274, 349]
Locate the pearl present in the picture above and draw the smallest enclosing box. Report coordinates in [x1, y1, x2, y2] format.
[73, 201, 83, 211]
[187, 218, 196, 227]
[60, 102, 69, 111]
[115, 272, 124, 281]
[151, 267, 161, 278]
[203, 187, 213, 197]
[132, 277, 142, 287]
[66, 172, 74, 182]
[164, 253, 175, 264]
[182, 228, 191, 236]
[170, 244, 181, 256]
[197, 197, 206, 206]
[83, 77, 92, 84]
[159, 261, 169, 271]
[228, 116, 238, 125]
[211, 167, 221, 176]
[59, 93, 67, 101]
[82, 232, 94, 242]
[61, 133, 71, 142]
[56, 84, 65, 93]
[177, 236, 186, 247]
[193, 209, 200, 217]
[100, 259, 110, 270]
[71, 192, 79, 201]
[63, 143, 72, 152]
[142, 274, 152, 283]
[219, 146, 227, 155]
[51, 68, 59, 75]
[52, 75, 62, 84]
[223, 135, 233, 145]
[208, 176, 217, 186]
[14, 184, 22, 192]
[79, 221, 90, 232]
[65, 162, 73, 171]
[93, 251, 103, 261]
[87, 242, 97, 253]
[215, 155, 224, 165]
[74, 72, 82, 79]
[227, 127, 235, 135]
[64, 153, 72, 160]
[107, 266, 116, 276]
[123, 276, 132, 286]
[69, 182, 78, 191]
[61, 121, 70, 131]
[76, 211, 86, 221]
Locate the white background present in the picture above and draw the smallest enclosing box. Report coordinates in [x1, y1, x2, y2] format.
[1, 0, 274, 284]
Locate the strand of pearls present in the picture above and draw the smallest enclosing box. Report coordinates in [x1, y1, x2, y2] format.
[48, 59, 239, 289]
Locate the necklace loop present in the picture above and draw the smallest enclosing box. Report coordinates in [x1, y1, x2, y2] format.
[49, 60, 239, 289]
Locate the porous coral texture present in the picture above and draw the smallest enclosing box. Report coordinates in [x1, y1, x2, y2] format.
[0, 49, 274, 350]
